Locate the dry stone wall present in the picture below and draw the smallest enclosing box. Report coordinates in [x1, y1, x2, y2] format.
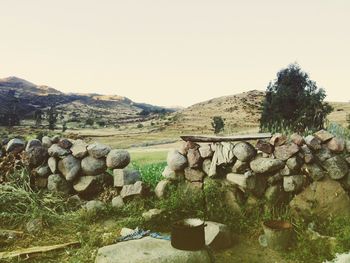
[159, 130, 350, 219]
[0, 135, 143, 201]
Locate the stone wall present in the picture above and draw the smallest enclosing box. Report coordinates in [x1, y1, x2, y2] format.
[159, 130, 350, 219]
[0, 135, 141, 200]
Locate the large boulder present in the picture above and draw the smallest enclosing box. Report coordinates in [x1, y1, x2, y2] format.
[48, 157, 57, 173]
[250, 157, 285, 174]
[184, 167, 205, 182]
[256, 139, 274, 154]
[304, 135, 321, 151]
[25, 139, 42, 152]
[120, 181, 146, 199]
[58, 139, 73, 149]
[270, 133, 287, 146]
[290, 179, 350, 220]
[233, 142, 256, 162]
[290, 133, 305, 146]
[81, 156, 106, 175]
[274, 143, 299, 161]
[95, 237, 211, 263]
[48, 144, 70, 158]
[27, 146, 48, 167]
[41, 136, 52, 148]
[113, 168, 140, 187]
[47, 174, 71, 194]
[106, 150, 130, 169]
[167, 150, 187, 171]
[70, 139, 88, 159]
[187, 148, 202, 168]
[73, 174, 111, 196]
[58, 155, 81, 181]
[286, 156, 303, 172]
[6, 138, 25, 154]
[323, 156, 349, 180]
[199, 144, 213, 158]
[205, 221, 232, 250]
[87, 143, 111, 159]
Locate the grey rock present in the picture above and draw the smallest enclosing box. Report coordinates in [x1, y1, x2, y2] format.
[280, 166, 292, 176]
[187, 148, 202, 168]
[184, 167, 205, 182]
[142, 208, 163, 221]
[87, 143, 111, 159]
[167, 149, 187, 171]
[205, 221, 232, 250]
[120, 181, 146, 199]
[48, 157, 57, 173]
[231, 160, 249, 174]
[283, 175, 304, 192]
[6, 138, 25, 154]
[324, 156, 349, 180]
[290, 179, 350, 220]
[111, 196, 124, 208]
[250, 157, 285, 174]
[58, 155, 81, 181]
[81, 155, 106, 175]
[85, 200, 105, 212]
[106, 149, 130, 169]
[73, 175, 109, 196]
[199, 144, 213, 158]
[27, 146, 48, 167]
[274, 143, 299, 161]
[202, 159, 212, 176]
[286, 156, 303, 172]
[58, 138, 73, 149]
[25, 139, 42, 152]
[315, 145, 333, 162]
[41, 136, 52, 148]
[113, 169, 140, 187]
[233, 142, 256, 162]
[314, 129, 334, 142]
[162, 166, 177, 180]
[47, 174, 71, 194]
[302, 163, 325, 181]
[304, 135, 321, 151]
[179, 141, 199, 156]
[95, 237, 211, 263]
[70, 139, 88, 159]
[51, 135, 60, 143]
[48, 144, 70, 158]
[35, 165, 51, 177]
[155, 179, 170, 199]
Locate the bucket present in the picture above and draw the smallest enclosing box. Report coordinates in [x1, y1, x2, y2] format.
[262, 220, 294, 251]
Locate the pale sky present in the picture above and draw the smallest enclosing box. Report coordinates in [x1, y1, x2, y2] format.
[1, 0, 349, 107]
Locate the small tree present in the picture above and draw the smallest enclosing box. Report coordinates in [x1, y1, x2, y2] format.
[260, 63, 333, 132]
[212, 116, 225, 134]
[47, 106, 58, 130]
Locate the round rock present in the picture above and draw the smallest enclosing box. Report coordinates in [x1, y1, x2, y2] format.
[58, 155, 81, 181]
[87, 143, 111, 159]
[106, 149, 130, 169]
[81, 155, 107, 175]
[233, 142, 256, 162]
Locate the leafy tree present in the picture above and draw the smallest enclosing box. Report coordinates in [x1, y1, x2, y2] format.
[260, 63, 333, 132]
[212, 116, 225, 134]
[34, 109, 43, 128]
[85, 118, 94, 126]
[47, 106, 58, 130]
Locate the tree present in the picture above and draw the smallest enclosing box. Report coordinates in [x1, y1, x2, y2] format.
[211, 116, 225, 134]
[47, 106, 58, 130]
[34, 109, 43, 128]
[260, 63, 333, 132]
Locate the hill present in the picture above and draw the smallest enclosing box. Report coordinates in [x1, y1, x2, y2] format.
[0, 76, 173, 126]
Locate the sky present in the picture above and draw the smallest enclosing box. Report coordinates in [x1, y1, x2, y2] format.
[1, 0, 349, 107]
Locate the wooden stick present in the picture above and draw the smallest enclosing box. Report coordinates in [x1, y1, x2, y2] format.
[0, 241, 80, 259]
[180, 133, 272, 142]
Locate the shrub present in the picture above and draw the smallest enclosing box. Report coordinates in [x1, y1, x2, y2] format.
[211, 116, 225, 134]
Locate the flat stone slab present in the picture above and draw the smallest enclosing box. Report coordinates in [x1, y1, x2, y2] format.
[95, 237, 211, 263]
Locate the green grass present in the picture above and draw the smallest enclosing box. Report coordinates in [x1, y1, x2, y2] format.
[132, 161, 166, 189]
[129, 150, 167, 165]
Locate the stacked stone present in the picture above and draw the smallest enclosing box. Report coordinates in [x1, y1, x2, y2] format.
[1, 136, 134, 201]
[159, 130, 350, 218]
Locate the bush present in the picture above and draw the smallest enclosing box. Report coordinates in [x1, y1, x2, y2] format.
[211, 116, 225, 134]
[260, 63, 333, 133]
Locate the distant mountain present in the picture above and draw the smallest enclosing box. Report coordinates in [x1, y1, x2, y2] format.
[0, 76, 174, 125]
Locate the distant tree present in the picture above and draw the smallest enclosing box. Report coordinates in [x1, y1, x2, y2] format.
[62, 121, 67, 132]
[139, 109, 150, 116]
[212, 116, 225, 134]
[137, 123, 144, 129]
[85, 118, 94, 126]
[34, 109, 43, 127]
[260, 63, 333, 133]
[47, 106, 58, 130]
